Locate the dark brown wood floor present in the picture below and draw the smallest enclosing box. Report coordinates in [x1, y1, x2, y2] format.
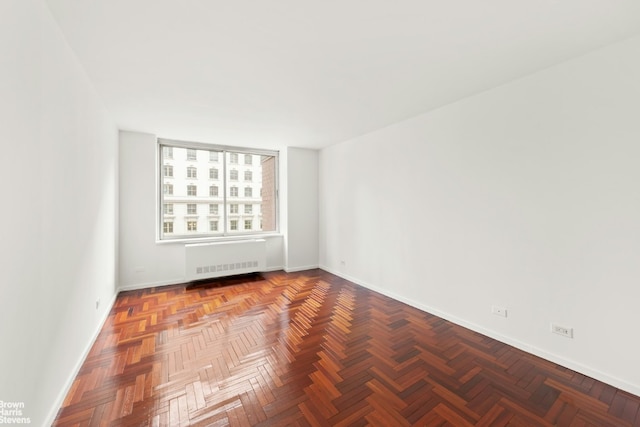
[54, 269, 640, 426]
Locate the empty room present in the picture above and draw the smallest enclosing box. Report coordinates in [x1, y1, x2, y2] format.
[2, 0, 640, 425]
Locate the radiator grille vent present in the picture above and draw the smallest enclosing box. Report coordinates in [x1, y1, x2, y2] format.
[185, 239, 266, 281]
[196, 260, 259, 275]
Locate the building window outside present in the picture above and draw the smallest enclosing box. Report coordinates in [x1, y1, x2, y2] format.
[163, 222, 173, 233]
[159, 142, 278, 239]
[210, 221, 218, 231]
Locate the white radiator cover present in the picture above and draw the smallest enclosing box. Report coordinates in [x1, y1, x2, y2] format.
[185, 239, 266, 281]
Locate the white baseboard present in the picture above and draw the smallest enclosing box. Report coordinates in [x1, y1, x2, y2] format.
[285, 264, 319, 273]
[44, 291, 118, 426]
[319, 265, 640, 398]
[118, 267, 285, 292]
[118, 278, 186, 292]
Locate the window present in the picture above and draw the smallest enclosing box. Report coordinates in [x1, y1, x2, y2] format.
[158, 141, 278, 239]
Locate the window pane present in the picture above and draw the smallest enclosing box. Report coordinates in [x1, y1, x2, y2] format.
[160, 143, 276, 239]
[259, 155, 277, 232]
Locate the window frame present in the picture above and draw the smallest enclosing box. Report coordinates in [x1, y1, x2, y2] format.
[157, 138, 279, 241]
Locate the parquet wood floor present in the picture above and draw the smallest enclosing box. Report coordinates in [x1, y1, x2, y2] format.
[54, 269, 640, 426]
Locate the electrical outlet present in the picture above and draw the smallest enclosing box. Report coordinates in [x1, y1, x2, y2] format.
[491, 305, 507, 318]
[95, 299, 100, 310]
[551, 323, 573, 338]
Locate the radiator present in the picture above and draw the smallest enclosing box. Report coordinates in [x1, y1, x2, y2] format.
[185, 239, 266, 281]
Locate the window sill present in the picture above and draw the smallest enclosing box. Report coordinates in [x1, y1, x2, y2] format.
[156, 233, 282, 245]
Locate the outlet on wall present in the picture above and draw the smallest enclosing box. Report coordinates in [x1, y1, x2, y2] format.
[491, 305, 507, 318]
[551, 323, 573, 338]
[95, 299, 100, 310]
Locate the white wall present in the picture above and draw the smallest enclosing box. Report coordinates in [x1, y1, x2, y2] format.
[320, 35, 640, 395]
[285, 147, 319, 271]
[119, 130, 285, 290]
[0, 1, 118, 425]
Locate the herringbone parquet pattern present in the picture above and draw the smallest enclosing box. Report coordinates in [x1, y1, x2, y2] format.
[54, 270, 640, 426]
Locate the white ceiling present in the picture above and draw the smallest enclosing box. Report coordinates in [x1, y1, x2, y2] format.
[45, 0, 640, 149]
